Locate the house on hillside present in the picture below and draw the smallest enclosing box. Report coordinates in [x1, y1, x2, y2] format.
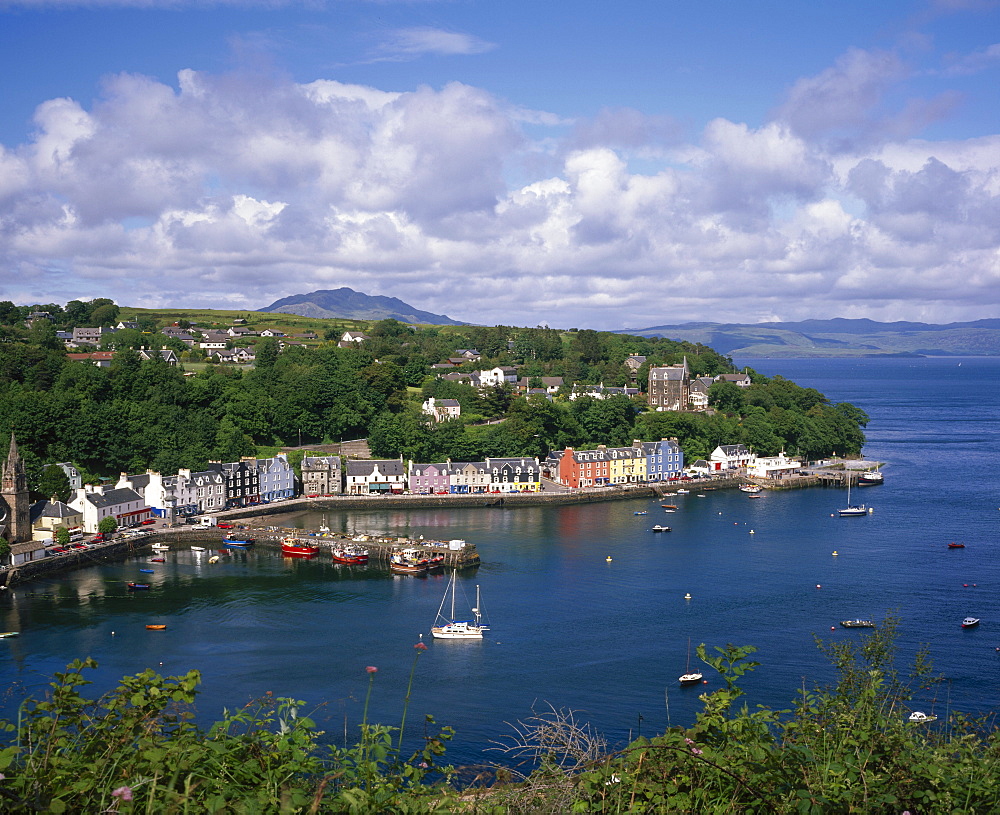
[339, 331, 368, 347]
[647, 359, 691, 411]
[422, 397, 461, 423]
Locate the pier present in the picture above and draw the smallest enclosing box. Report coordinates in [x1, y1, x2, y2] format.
[249, 526, 481, 569]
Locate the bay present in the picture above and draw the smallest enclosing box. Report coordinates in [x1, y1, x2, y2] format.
[2, 356, 999, 768]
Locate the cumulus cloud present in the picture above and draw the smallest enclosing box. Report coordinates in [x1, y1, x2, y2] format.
[1, 54, 998, 328]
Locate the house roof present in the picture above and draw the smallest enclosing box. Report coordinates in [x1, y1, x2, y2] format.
[346, 459, 405, 477]
[83, 487, 144, 508]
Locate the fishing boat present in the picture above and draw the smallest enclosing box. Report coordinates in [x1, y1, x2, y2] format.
[840, 619, 876, 628]
[331, 546, 369, 564]
[281, 537, 320, 558]
[145, 624, 167, 630]
[858, 464, 884, 486]
[739, 484, 762, 493]
[222, 536, 255, 548]
[390, 551, 429, 574]
[679, 638, 703, 686]
[151, 543, 170, 551]
[651, 525, 671, 533]
[962, 617, 980, 628]
[431, 571, 488, 639]
[127, 582, 150, 591]
[837, 479, 868, 517]
[0, 631, 19, 639]
[948, 542, 966, 549]
[149, 557, 165, 563]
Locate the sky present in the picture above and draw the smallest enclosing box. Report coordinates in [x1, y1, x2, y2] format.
[1, 0, 998, 330]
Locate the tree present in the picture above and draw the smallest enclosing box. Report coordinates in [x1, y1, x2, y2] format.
[708, 381, 746, 414]
[54, 527, 71, 546]
[254, 338, 280, 371]
[0, 537, 10, 565]
[38, 464, 71, 503]
[98, 516, 118, 535]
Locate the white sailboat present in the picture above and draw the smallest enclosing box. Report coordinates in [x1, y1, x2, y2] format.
[838, 477, 868, 517]
[431, 571, 489, 639]
[678, 638, 703, 686]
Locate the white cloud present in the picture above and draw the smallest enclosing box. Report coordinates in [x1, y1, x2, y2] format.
[1, 57, 999, 327]
[375, 27, 496, 61]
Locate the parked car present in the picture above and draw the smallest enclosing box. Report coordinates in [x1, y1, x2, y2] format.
[217, 522, 234, 529]
[141, 518, 156, 525]
[49, 546, 68, 554]
[92, 533, 105, 543]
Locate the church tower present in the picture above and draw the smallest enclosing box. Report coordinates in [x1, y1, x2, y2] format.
[1, 432, 31, 544]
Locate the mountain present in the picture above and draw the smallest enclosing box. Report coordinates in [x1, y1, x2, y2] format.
[615, 318, 1000, 357]
[258, 288, 465, 325]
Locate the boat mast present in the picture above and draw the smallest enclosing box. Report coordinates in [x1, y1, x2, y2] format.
[473, 585, 481, 627]
[450, 571, 456, 621]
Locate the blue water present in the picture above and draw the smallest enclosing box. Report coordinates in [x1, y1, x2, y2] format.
[2, 357, 999, 767]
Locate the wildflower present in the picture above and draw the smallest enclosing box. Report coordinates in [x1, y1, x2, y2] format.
[414, 642, 428, 651]
[112, 786, 134, 802]
[684, 737, 695, 745]
[690, 747, 703, 756]
[366, 666, 378, 673]
[419, 762, 429, 768]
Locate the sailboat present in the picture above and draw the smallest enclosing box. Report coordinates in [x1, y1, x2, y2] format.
[679, 638, 703, 686]
[431, 571, 489, 639]
[837, 476, 868, 517]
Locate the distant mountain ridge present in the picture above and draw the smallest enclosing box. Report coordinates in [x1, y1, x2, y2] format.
[259, 288, 465, 325]
[615, 317, 1000, 357]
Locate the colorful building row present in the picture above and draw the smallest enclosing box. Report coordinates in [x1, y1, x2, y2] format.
[545, 439, 684, 488]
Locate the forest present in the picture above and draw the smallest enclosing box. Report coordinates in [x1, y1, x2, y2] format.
[0, 300, 867, 494]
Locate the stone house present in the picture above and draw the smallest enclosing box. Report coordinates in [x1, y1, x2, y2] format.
[301, 455, 343, 496]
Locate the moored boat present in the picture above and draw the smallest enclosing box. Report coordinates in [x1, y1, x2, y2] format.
[962, 617, 980, 628]
[145, 624, 167, 630]
[281, 537, 320, 558]
[858, 466, 884, 485]
[739, 484, 762, 493]
[222, 536, 255, 548]
[679, 638, 703, 686]
[331, 545, 369, 565]
[634, 510, 648, 515]
[948, 542, 965, 549]
[151, 543, 170, 551]
[651, 525, 671, 532]
[432, 571, 489, 639]
[0, 631, 19, 639]
[390, 550, 429, 574]
[127, 582, 150, 590]
[908, 711, 936, 723]
[840, 619, 875, 628]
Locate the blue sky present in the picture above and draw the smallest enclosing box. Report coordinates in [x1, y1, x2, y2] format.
[1, 0, 998, 329]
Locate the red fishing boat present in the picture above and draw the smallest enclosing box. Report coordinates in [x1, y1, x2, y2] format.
[280, 537, 320, 558]
[390, 550, 429, 574]
[331, 546, 369, 565]
[948, 542, 966, 549]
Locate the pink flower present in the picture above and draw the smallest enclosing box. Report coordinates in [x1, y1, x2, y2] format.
[419, 761, 429, 768]
[684, 738, 695, 745]
[690, 747, 703, 756]
[112, 786, 133, 801]
[414, 642, 428, 651]
[366, 666, 378, 674]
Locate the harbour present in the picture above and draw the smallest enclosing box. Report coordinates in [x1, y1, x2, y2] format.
[1, 356, 998, 772]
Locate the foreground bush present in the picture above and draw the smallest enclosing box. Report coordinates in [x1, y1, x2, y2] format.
[0, 650, 456, 813]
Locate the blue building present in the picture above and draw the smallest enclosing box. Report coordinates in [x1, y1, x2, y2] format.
[642, 438, 684, 481]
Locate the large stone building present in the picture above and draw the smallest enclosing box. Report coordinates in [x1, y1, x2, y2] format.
[1, 434, 33, 546]
[647, 359, 691, 411]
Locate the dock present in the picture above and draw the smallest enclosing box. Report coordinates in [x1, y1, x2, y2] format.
[247, 526, 481, 569]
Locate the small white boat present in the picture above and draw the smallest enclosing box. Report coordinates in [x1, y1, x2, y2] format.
[208, 555, 220, 564]
[908, 711, 937, 723]
[431, 571, 489, 639]
[739, 484, 762, 493]
[962, 617, 980, 628]
[651, 525, 671, 532]
[838, 480, 869, 517]
[190, 546, 206, 552]
[151, 543, 170, 551]
[676, 489, 690, 494]
[679, 638, 703, 686]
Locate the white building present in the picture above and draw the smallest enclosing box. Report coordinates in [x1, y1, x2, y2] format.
[69, 485, 150, 532]
[746, 453, 800, 480]
[422, 397, 461, 423]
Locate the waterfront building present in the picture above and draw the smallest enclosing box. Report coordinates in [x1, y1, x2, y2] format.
[486, 457, 541, 492]
[746, 453, 800, 480]
[345, 458, 407, 495]
[301, 455, 343, 496]
[709, 444, 754, 471]
[222, 458, 260, 508]
[408, 462, 451, 494]
[447, 460, 491, 493]
[69, 484, 150, 532]
[257, 453, 296, 502]
[642, 438, 685, 481]
[1, 434, 46, 564]
[29, 498, 83, 542]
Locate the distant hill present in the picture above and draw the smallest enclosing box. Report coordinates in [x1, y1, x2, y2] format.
[259, 288, 466, 325]
[615, 318, 1000, 357]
